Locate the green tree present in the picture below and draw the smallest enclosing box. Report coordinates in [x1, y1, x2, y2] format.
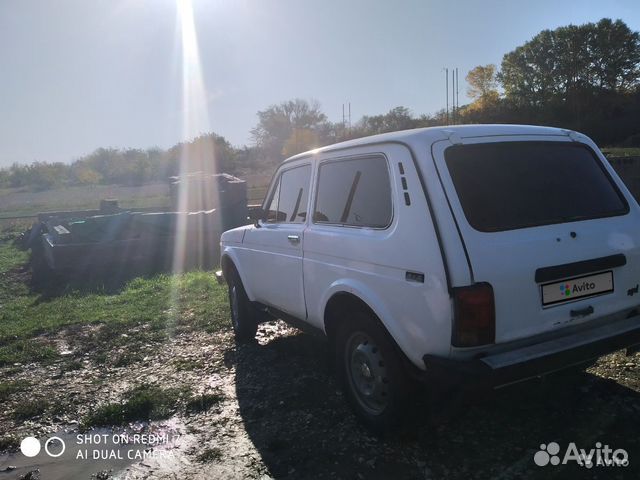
[355, 106, 417, 136]
[588, 18, 640, 91]
[167, 133, 238, 177]
[10, 161, 70, 191]
[499, 19, 640, 106]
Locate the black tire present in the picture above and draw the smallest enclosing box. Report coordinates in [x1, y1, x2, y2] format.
[335, 310, 411, 432]
[227, 269, 258, 343]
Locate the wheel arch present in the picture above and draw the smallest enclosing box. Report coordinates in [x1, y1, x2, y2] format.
[220, 249, 256, 301]
[220, 253, 235, 280]
[323, 288, 425, 395]
[324, 291, 377, 340]
[321, 276, 434, 369]
[323, 287, 409, 364]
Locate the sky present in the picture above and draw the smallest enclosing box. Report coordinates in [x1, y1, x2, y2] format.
[0, 0, 639, 168]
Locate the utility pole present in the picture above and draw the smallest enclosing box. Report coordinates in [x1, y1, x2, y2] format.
[452, 69, 456, 124]
[342, 102, 352, 136]
[445, 67, 461, 125]
[445, 68, 449, 125]
[456, 67, 459, 124]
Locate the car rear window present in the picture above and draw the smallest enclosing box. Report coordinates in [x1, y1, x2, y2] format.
[444, 142, 629, 232]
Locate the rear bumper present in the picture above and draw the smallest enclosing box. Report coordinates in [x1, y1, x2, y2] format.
[423, 311, 640, 389]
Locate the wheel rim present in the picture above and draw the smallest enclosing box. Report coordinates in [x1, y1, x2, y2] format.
[345, 331, 390, 415]
[230, 284, 239, 330]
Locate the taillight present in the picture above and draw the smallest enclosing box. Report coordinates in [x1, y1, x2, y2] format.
[452, 283, 495, 347]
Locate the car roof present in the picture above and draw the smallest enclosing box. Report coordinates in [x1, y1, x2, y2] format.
[285, 124, 573, 163]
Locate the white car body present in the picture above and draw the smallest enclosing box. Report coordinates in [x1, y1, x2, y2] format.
[221, 125, 640, 387]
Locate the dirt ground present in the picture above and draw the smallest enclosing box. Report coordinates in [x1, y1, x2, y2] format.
[1, 314, 640, 480]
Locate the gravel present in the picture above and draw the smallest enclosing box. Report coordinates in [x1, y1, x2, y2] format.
[1, 320, 639, 479]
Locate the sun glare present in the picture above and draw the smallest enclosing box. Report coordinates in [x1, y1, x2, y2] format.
[172, 0, 219, 296]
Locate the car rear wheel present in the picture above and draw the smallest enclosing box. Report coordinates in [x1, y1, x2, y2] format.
[227, 270, 258, 342]
[335, 310, 411, 432]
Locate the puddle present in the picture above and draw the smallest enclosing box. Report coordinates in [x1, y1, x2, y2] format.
[0, 421, 187, 480]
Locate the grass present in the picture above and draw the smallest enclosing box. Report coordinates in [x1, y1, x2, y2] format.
[0, 236, 230, 366]
[0, 217, 235, 427]
[0, 380, 30, 402]
[0, 183, 171, 219]
[0, 240, 28, 273]
[0, 435, 19, 452]
[173, 357, 205, 371]
[82, 384, 188, 428]
[185, 393, 224, 413]
[13, 398, 50, 420]
[601, 147, 640, 157]
[61, 359, 84, 372]
[112, 351, 145, 367]
[0, 340, 57, 365]
[79, 382, 224, 429]
[0, 181, 267, 218]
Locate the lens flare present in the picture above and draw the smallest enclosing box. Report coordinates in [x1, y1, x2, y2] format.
[171, 0, 220, 325]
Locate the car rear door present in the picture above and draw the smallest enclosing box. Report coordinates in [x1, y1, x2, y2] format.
[431, 136, 640, 344]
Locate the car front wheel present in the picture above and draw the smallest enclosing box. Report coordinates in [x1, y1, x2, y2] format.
[227, 270, 258, 342]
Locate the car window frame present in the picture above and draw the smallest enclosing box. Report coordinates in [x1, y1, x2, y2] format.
[261, 162, 312, 225]
[311, 153, 394, 230]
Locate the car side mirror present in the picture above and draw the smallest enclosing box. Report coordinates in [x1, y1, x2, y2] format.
[248, 207, 264, 228]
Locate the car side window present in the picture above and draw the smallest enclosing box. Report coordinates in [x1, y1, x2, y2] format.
[313, 156, 392, 228]
[265, 176, 281, 222]
[265, 164, 312, 224]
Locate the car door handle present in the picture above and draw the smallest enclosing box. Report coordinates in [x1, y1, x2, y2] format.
[287, 235, 300, 244]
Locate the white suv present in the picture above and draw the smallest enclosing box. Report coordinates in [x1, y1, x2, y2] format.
[220, 125, 640, 430]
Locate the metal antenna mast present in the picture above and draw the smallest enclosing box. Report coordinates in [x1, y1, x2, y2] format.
[445, 68, 449, 125]
[456, 67, 459, 123]
[342, 102, 352, 135]
[452, 68, 456, 124]
[445, 67, 460, 125]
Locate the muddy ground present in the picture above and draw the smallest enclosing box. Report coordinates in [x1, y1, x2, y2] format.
[1, 312, 639, 480]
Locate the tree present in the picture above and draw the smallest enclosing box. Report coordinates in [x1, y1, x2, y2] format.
[355, 106, 418, 136]
[71, 163, 102, 185]
[588, 19, 640, 91]
[0, 169, 10, 188]
[498, 19, 640, 106]
[167, 133, 237, 176]
[466, 65, 499, 100]
[7, 161, 70, 191]
[251, 99, 328, 161]
[282, 128, 319, 158]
